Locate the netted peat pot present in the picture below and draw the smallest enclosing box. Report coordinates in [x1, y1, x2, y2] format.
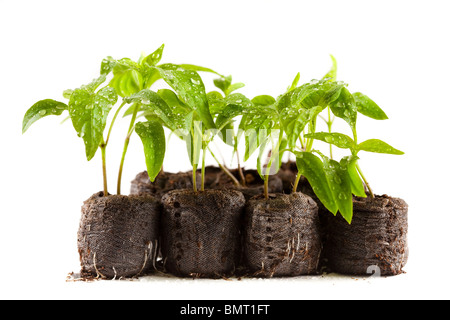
[130, 170, 201, 198]
[161, 189, 245, 278]
[78, 192, 161, 279]
[243, 192, 322, 277]
[324, 195, 408, 276]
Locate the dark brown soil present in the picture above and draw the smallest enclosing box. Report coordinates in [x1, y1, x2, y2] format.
[131, 167, 283, 201]
[210, 168, 284, 200]
[243, 192, 322, 277]
[77, 192, 161, 279]
[160, 189, 246, 278]
[324, 194, 408, 276]
[130, 171, 201, 198]
[276, 161, 298, 194]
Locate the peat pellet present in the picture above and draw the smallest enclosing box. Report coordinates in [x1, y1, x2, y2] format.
[78, 192, 161, 279]
[161, 189, 245, 278]
[130, 171, 201, 198]
[324, 195, 408, 276]
[244, 193, 321, 277]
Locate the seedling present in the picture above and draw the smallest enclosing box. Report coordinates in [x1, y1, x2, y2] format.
[22, 45, 220, 197]
[22, 74, 118, 196]
[288, 58, 403, 223]
[207, 75, 250, 186]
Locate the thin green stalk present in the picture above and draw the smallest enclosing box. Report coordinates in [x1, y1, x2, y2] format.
[208, 146, 241, 187]
[327, 106, 333, 159]
[356, 163, 374, 198]
[293, 121, 316, 194]
[117, 103, 139, 195]
[106, 101, 126, 146]
[264, 130, 284, 200]
[235, 146, 246, 187]
[299, 133, 305, 150]
[100, 139, 108, 196]
[305, 120, 316, 152]
[292, 171, 301, 193]
[201, 146, 206, 191]
[192, 163, 198, 193]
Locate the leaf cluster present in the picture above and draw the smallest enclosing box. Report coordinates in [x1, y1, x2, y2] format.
[23, 50, 404, 221]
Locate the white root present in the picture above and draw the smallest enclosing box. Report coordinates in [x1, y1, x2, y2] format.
[93, 252, 106, 279]
[152, 239, 159, 270]
[135, 248, 149, 277]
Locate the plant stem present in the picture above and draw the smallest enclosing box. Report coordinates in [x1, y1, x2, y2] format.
[106, 101, 126, 146]
[201, 147, 206, 191]
[192, 163, 198, 193]
[293, 122, 316, 194]
[327, 106, 333, 159]
[208, 146, 241, 187]
[305, 120, 316, 152]
[117, 103, 139, 195]
[235, 146, 246, 187]
[100, 139, 108, 196]
[299, 134, 305, 150]
[292, 172, 301, 193]
[264, 130, 284, 200]
[356, 162, 374, 198]
[264, 174, 270, 200]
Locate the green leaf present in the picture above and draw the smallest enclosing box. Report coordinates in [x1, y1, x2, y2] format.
[100, 56, 116, 75]
[340, 156, 366, 197]
[288, 80, 344, 110]
[22, 99, 68, 134]
[279, 104, 322, 148]
[294, 151, 338, 214]
[239, 105, 279, 161]
[357, 139, 404, 155]
[69, 86, 118, 161]
[277, 138, 288, 169]
[186, 121, 203, 167]
[81, 74, 107, 93]
[124, 89, 177, 132]
[211, 93, 252, 116]
[304, 132, 355, 150]
[251, 95, 276, 106]
[63, 89, 74, 100]
[179, 64, 224, 77]
[322, 55, 337, 82]
[227, 82, 245, 94]
[141, 44, 165, 67]
[287, 72, 301, 92]
[329, 87, 357, 128]
[277, 80, 345, 148]
[109, 58, 144, 97]
[256, 135, 269, 179]
[155, 89, 194, 138]
[323, 156, 353, 223]
[135, 120, 166, 182]
[154, 64, 216, 129]
[214, 76, 232, 94]
[353, 92, 388, 120]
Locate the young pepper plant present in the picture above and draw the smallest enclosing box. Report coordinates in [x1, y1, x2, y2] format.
[207, 75, 250, 186]
[125, 63, 228, 192]
[104, 45, 224, 194]
[23, 74, 118, 196]
[294, 86, 402, 223]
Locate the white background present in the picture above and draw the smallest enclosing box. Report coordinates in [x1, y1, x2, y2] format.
[1, 0, 449, 300]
